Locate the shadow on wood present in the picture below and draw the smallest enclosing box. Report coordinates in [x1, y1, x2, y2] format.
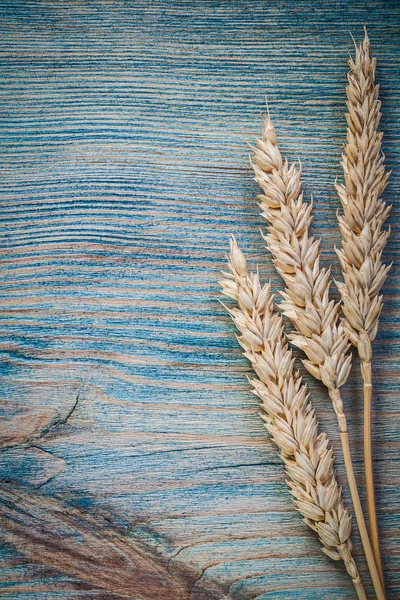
[0, 485, 191, 600]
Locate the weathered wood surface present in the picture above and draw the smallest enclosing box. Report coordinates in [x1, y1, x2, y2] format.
[0, 1, 399, 598]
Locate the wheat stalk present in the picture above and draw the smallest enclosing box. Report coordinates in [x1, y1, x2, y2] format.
[335, 28, 390, 581]
[220, 238, 366, 599]
[251, 117, 351, 424]
[250, 116, 385, 599]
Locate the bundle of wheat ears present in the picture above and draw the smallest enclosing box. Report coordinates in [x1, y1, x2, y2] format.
[220, 29, 390, 600]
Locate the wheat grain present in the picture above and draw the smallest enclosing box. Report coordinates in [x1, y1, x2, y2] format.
[335, 27, 391, 581]
[220, 238, 366, 599]
[250, 113, 386, 599]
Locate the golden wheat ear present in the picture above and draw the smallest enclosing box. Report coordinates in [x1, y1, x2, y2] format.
[250, 114, 385, 599]
[220, 238, 366, 599]
[335, 27, 391, 585]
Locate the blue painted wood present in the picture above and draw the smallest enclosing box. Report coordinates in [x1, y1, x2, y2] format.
[0, 1, 399, 598]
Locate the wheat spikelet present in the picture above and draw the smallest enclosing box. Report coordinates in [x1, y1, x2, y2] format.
[335, 28, 390, 356]
[250, 116, 351, 430]
[335, 27, 391, 581]
[220, 238, 366, 599]
[250, 113, 386, 599]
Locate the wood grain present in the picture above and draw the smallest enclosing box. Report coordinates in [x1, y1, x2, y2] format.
[0, 485, 191, 600]
[0, 1, 399, 598]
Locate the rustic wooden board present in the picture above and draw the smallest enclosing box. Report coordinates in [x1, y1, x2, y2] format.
[0, 1, 399, 598]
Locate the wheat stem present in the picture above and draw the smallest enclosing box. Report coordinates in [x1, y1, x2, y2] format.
[330, 387, 386, 599]
[220, 238, 367, 599]
[340, 427, 385, 600]
[336, 28, 391, 584]
[362, 360, 383, 583]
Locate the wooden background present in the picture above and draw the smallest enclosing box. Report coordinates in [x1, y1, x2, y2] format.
[0, 1, 399, 598]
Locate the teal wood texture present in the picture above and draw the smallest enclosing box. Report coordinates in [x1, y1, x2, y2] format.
[0, 1, 399, 598]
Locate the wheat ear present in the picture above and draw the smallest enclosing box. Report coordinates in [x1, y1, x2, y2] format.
[335, 28, 390, 581]
[220, 238, 366, 599]
[251, 117, 385, 599]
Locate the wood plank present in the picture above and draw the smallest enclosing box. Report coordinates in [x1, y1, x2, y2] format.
[0, 1, 399, 598]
